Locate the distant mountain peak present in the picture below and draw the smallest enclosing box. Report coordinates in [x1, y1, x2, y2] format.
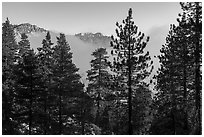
[14, 23, 47, 35]
[75, 32, 104, 37]
[75, 32, 111, 47]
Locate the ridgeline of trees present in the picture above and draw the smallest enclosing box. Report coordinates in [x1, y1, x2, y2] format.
[2, 2, 202, 135]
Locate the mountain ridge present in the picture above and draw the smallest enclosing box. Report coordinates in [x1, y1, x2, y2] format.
[13, 23, 47, 36]
[14, 23, 111, 47]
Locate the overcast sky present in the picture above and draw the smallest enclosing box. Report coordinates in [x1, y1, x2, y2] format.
[2, 2, 182, 36]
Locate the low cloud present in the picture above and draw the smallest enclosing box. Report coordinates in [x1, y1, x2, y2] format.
[146, 24, 170, 71]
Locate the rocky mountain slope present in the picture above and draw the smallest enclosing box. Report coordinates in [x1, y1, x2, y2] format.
[14, 23, 47, 36]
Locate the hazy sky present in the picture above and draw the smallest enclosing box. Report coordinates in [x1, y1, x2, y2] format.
[2, 2, 182, 35]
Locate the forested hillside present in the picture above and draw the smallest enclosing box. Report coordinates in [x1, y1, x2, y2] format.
[2, 2, 202, 135]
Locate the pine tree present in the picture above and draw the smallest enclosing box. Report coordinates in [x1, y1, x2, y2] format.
[132, 84, 152, 134]
[78, 91, 94, 135]
[179, 2, 202, 134]
[151, 2, 202, 135]
[2, 18, 19, 134]
[108, 75, 152, 134]
[87, 47, 111, 126]
[52, 33, 83, 134]
[176, 13, 193, 134]
[14, 48, 44, 134]
[2, 18, 18, 70]
[151, 24, 186, 134]
[110, 8, 153, 134]
[37, 31, 54, 134]
[17, 33, 31, 62]
[107, 63, 129, 135]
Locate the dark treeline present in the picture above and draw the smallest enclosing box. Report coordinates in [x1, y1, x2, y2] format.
[2, 2, 202, 135]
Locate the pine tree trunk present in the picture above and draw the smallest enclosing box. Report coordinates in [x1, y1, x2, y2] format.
[29, 96, 32, 135]
[29, 70, 33, 135]
[128, 20, 133, 135]
[171, 109, 176, 135]
[116, 95, 119, 135]
[44, 89, 47, 135]
[195, 2, 201, 134]
[95, 92, 100, 125]
[183, 38, 189, 133]
[95, 54, 102, 125]
[47, 75, 51, 134]
[81, 94, 85, 135]
[81, 109, 85, 135]
[128, 60, 133, 135]
[81, 121, 85, 135]
[59, 83, 62, 135]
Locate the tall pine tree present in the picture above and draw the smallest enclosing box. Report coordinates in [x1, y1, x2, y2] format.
[52, 33, 83, 134]
[150, 24, 187, 134]
[2, 18, 19, 135]
[13, 33, 46, 134]
[110, 8, 153, 134]
[14, 49, 44, 134]
[179, 2, 202, 134]
[37, 31, 54, 134]
[151, 2, 202, 135]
